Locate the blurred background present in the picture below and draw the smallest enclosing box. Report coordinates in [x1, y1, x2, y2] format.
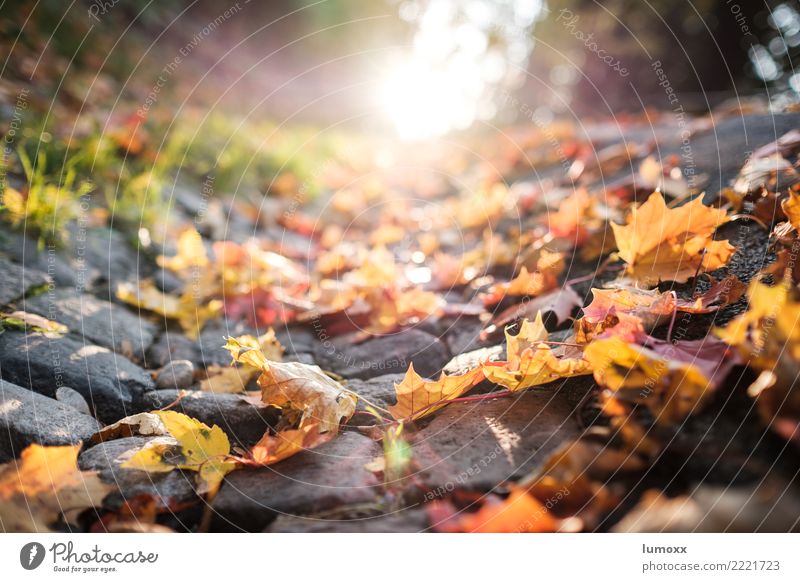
[2, 0, 799, 140]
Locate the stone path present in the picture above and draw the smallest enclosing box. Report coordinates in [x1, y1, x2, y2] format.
[2, 112, 800, 532]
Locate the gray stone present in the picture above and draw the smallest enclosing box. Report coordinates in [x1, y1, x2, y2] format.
[0, 379, 101, 458]
[212, 431, 382, 531]
[409, 383, 587, 492]
[0, 256, 51, 306]
[139, 390, 279, 448]
[78, 227, 141, 287]
[345, 374, 404, 423]
[267, 507, 430, 532]
[55, 386, 92, 415]
[274, 325, 318, 356]
[22, 288, 158, 361]
[312, 329, 450, 380]
[78, 436, 197, 510]
[441, 316, 490, 356]
[146, 332, 201, 369]
[155, 360, 195, 390]
[197, 321, 255, 367]
[0, 233, 77, 287]
[0, 331, 155, 423]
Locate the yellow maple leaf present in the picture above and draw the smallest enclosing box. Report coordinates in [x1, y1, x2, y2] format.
[200, 332, 284, 393]
[0, 444, 112, 532]
[483, 313, 591, 392]
[388, 364, 485, 421]
[122, 410, 236, 495]
[611, 192, 734, 286]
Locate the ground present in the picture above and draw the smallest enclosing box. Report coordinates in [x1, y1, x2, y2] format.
[2, 106, 800, 533]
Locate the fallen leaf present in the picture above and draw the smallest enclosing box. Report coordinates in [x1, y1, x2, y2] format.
[483, 285, 582, 339]
[245, 423, 328, 465]
[458, 489, 559, 533]
[388, 363, 485, 421]
[225, 337, 357, 433]
[611, 192, 734, 286]
[90, 412, 168, 444]
[122, 410, 236, 495]
[1, 311, 67, 336]
[0, 444, 111, 532]
[117, 280, 222, 339]
[157, 228, 208, 274]
[584, 337, 723, 424]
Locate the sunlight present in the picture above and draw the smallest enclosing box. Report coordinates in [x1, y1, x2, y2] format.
[380, 0, 544, 140]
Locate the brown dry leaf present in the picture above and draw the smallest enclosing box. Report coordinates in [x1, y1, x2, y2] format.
[388, 363, 485, 421]
[90, 412, 168, 445]
[225, 337, 357, 433]
[0, 444, 112, 532]
[611, 192, 734, 286]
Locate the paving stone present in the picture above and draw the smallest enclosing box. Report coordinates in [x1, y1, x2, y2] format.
[22, 288, 158, 361]
[0, 379, 101, 458]
[0, 233, 77, 287]
[0, 256, 51, 306]
[312, 329, 450, 380]
[55, 386, 92, 415]
[140, 390, 279, 448]
[0, 331, 155, 423]
[154, 360, 195, 390]
[146, 331, 202, 369]
[345, 374, 404, 422]
[211, 431, 382, 531]
[409, 382, 589, 492]
[78, 436, 197, 510]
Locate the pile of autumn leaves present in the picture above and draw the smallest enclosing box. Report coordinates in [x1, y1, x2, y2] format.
[5, 188, 800, 533]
